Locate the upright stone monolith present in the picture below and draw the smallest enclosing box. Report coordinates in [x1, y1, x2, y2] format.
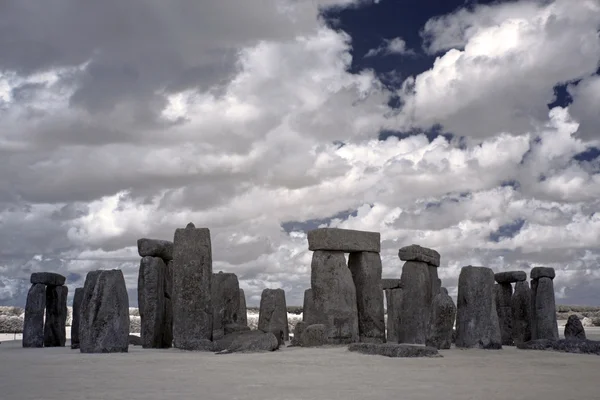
[138, 256, 167, 348]
[348, 251, 385, 343]
[22, 283, 46, 348]
[455, 266, 502, 349]
[172, 223, 213, 349]
[495, 283, 513, 346]
[79, 270, 130, 353]
[511, 281, 532, 344]
[238, 289, 248, 326]
[44, 285, 68, 347]
[70, 288, 84, 349]
[531, 266, 558, 341]
[397, 261, 432, 344]
[162, 260, 173, 348]
[308, 250, 358, 344]
[426, 287, 456, 349]
[385, 288, 403, 343]
[258, 288, 289, 341]
[564, 315, 586, 340]
[212, 272, 241, 339]
[302, 288, 316, 323]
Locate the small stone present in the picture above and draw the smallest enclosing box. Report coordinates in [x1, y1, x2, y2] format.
[301, 324, 328, 347]
[214, 330, 279, 354]
[530, 267, 556, 280]
[290, 321, 307, 346]
[30, 272, 66, 286]
[348, 343, 441, 358]
[258, 288, 289, 341]
[70, 288, 84, 349]
[22, 284, 46, 348]
[564, 315, 586, 340]
[137, 238, 174, 261]
[494, 271, 527, 284]
[398, 245, 440, 267]
[426, 287, 456, 350]
[44, 285, 68, 347]
[381, 279, 402, 290]
[517, 339, 600, 355]
[307, 228, 380, 253]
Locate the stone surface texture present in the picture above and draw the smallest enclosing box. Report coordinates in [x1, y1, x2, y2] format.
[426, 287, 456, 349]
[290, 321, 307, 346]
[511, 281, 532, 344]
[307, 228, 380, 253]
[564, 315, 586, 340]
[300, 324, 328, 347]
[495, 283, 514, 346]
[44, 285, 68, 347]
[212, 272, 241, 338]
[385, 288, 403, 343]
[302, 288, 316, 323]
[398, 245, 440, 267]
[238, 289, 248, 326]
[214, 330, 279, 354]
[258, 288, 289, 341]
[308, 251, 358, 344]
[532, 276, 559, 340]
[530, 267, 556, 280]
[79, 270, 130, 353]
[137, 238, 174, 261]
[138, 256, 167, 348]
[397, 261, 433, 344]
[347, 343, 441, 358]
[22, 283, 46, 348]
[494, 271, 527, 284]
[30, 272, 66, 286]
[70, 288, 84, 349]
[172, 224, 213, 349]
[455, 266, 502, 349]
[348, 251, 385, 343]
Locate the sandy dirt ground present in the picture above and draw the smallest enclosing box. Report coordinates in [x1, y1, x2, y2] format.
[0, 329, 599, 400]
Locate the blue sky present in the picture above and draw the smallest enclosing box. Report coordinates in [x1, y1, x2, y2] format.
[0, 0, 599, 307]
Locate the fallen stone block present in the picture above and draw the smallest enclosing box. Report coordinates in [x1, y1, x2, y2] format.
[398, 245, 440, 267]
[517, 339, 600, 355]
[30, 272, 66, 286]
[494, 271, 527, 284]
[307, 228, 380, 253]
[214, 330, 279, 354]
[137, 238, 174, 261]
[347, 343, 441, 358]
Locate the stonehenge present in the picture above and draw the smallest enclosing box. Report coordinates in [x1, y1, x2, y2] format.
[23, 272, 68, 348]
[426, 287, 456, 349]
[530, 267, 559, 341]
[258, 288, 289, 341]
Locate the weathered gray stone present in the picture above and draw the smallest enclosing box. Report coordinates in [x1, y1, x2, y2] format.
[397, 261, 433, 344]
[511, 281, 532, 344]
[79, 270, 130, 353]
[214, 330, 279, 354]
[381, 278, 401, 290]
[70, 288, 84, 349]
[348, 251, 385, 343]
[138, 256, 167, 348]
[129, 335, 142, 346]
[300, 324, 328, 347]
[564, 315, 586, 340]
[495, 283, 513, 346]
[302, 288, 316, 323]
[162, 260, 173, 348]
[455, 266, 502, 349]
[308, 251, 358, 344]
[212, 272, 241, 339]
[494, 271, 527, 284]
[530, 267, 555, 280]
[290, 321, 307, 346]
[22, 283, 46, 348]
[385, 288, 403, 343]
[30, 272, 65, 286]
[530, 278, 538, 340]
[398, 245, 440, 267]
[238, 289, 248, 326]
[258, 288, 289, 341]
[532, 276, 559, 340]
[137, 238, 173, 261]
[307, 228, 380, 253]
[172, 223, 213, 349]
[517, 339, 600, 355]
[429, 266, 442, 300]
[44, 285, 68, 347]
[348, 342, 441, 358]
[224, 323, 251, 335]
[426, 287, 456, 349]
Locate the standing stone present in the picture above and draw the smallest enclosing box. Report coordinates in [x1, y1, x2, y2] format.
[495, 283, 513, 345]
[22, 283, 46, 348]
[302, 288, 316, 323]
[530, 278, 538, 340]
[426, 287, 456, 349]
[212, 272, 241, 339]
[258, 288, 289, 341]
[564, 315, 586, 340]
[162, 260, 173, 348]
[533, 276, 559, 340]
[385, 288, 403, 343]
[397, 261, 432, 344]
[511, 281, 532, 344]
[138, 256, 167, 348]
[309, 250, 358, 344]
[455, 266, 502, 349]
[348, 251, 385, 343]
[238, 289, 248, 326]
[429, 266, 441, 301]
[172, 223, 213, 349]
[291, 321, 307, 346]
[80, 270, 130, 353]
[71, 288, 84, 349]
[44, 285, 68, 347]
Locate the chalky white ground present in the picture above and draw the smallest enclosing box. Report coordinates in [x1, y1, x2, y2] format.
[1, 327, 599, 400]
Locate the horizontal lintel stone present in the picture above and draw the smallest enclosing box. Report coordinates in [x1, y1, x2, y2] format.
[307, 228, 380, 253]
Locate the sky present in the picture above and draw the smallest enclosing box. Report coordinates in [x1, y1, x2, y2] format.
[1, 0, 599, 308]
